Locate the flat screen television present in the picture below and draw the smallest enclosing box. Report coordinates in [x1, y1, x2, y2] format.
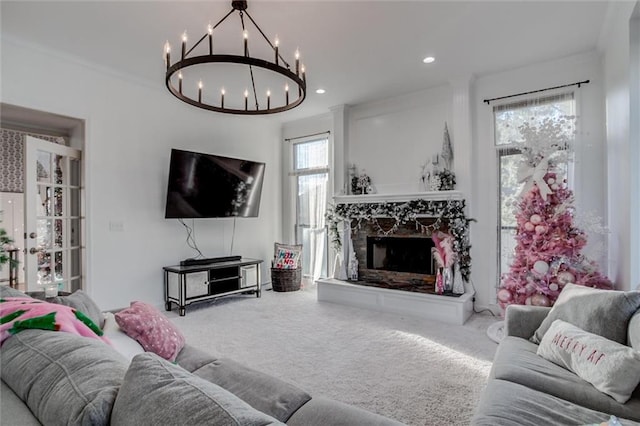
[165, 149, 266, 218]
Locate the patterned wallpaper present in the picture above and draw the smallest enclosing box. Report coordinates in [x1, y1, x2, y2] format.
[0, 128, 65, 193]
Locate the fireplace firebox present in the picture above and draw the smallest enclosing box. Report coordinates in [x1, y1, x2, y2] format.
[367, 236, 435, 275]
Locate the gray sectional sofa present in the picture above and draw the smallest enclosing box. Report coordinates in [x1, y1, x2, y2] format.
[0, 286, 403, 425]
[473, 302, 640, 425]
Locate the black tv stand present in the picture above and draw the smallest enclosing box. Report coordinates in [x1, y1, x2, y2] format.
[180, 256, 242, 267]
[164, 257, 263, 316]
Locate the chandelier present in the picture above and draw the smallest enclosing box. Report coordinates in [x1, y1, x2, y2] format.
[164, 0, 306, 115]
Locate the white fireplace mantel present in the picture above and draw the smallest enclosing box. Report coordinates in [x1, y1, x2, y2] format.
[333, 190, 463, 205]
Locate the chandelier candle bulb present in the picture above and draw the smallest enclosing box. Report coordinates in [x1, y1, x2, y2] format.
[198, 81, 203, 103]
[295, 50, 300, 75]
[178, 72, 183, 94]
[285, 84, 289, 104]
[267, 90, 271, 109]
[181, 31, 187, 59]
[243, 30, 248, 56]
[274, 37, 279, 65]
[301, 65, 306, 84]
[221, 88, 225, 108]
[207, 23, 213, 54]
[164, 41, 171, 69]
[244, 89, 248, 110]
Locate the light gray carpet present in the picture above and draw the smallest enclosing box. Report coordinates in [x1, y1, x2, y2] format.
[169, 285, 499, 426]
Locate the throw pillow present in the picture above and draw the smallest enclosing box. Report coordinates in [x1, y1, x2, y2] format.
[537, 319, 640, 403]
[530, 284, 640, 344]
[273, 243, 302, 269]
[54, 289, 105, 329]
[111, 352, 284, 426]
[115, 301, 185, 361]
[102, 312, 145, 361]
[1, 329, 127, 425]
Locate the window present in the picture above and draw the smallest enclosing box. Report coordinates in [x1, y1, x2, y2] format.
[494, 93, 576, 287]
[291, 137, 330, 280]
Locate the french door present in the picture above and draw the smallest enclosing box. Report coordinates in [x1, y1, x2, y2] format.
[24, 136, 82, 292]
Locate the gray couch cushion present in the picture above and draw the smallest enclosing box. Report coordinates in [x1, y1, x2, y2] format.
[504, 305, 551, 339]
[0, 329, 127, 426]
[472, 379, 640, 426]
[1, 381, 40, 426]
[111, 352, 284, 426]
[491, 336, 640, 421]
[191, 357, 312, 423]
[287, 396, 405, 426]
[175, 343, 220, 372]
[530, 284, 640, 345]
[630, 309, 640, 350]
[53, 290, 105, 328]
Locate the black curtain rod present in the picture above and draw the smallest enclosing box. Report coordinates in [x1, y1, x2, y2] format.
[284, 131, 330, 142]
[483, 80, 590, 105]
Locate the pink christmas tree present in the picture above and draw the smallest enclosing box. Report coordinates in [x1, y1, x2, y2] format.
[498, 117, 612, 310]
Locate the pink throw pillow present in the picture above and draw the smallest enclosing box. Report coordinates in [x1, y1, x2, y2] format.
[115, 301, 185, 362]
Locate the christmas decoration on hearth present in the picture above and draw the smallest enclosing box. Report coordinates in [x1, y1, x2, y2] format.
[497, 116, 612, 311]
[326, 199, 474, 282]
[452, 263, 465, 295]
[435, 169, 456, 191]
[432, 231, 455, 293]
[349, 164, 374, 195]
[420, 157, 435, 191]
[440, 122, 454, 170]
[420, 123, 457, 191]
[420, 155, 439, 191]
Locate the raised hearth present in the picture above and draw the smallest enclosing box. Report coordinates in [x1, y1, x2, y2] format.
[317, 278, 473, 325]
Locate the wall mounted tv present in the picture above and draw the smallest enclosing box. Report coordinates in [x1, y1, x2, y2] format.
[165, 149, 266, 219]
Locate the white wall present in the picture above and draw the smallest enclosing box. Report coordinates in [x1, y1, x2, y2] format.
[600, 0, 640, 292]
[347, 85, 453, 194]
[473, 52, 607, 310]
[1, 36, 283, 310]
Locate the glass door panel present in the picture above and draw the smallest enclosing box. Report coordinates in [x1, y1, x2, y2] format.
[25, 136, 82, 292]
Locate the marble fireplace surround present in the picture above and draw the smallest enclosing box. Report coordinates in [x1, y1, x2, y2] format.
[317, 191, 474, 325]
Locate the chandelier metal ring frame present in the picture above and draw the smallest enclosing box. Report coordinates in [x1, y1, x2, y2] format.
[164, 0, 307, 115]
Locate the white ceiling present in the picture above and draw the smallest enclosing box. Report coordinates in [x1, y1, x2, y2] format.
[1, 1, 610, 123]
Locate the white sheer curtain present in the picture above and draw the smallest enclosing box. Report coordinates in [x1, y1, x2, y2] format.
[292, 137, 329, 282]
[302, 174, 327, 280]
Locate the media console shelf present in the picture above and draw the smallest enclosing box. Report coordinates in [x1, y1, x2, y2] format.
[163, 258, 262, 316]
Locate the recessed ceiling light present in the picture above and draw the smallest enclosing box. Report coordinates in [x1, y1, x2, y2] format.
[423, 56, 435, 64]
[316, 89, 326, 94]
